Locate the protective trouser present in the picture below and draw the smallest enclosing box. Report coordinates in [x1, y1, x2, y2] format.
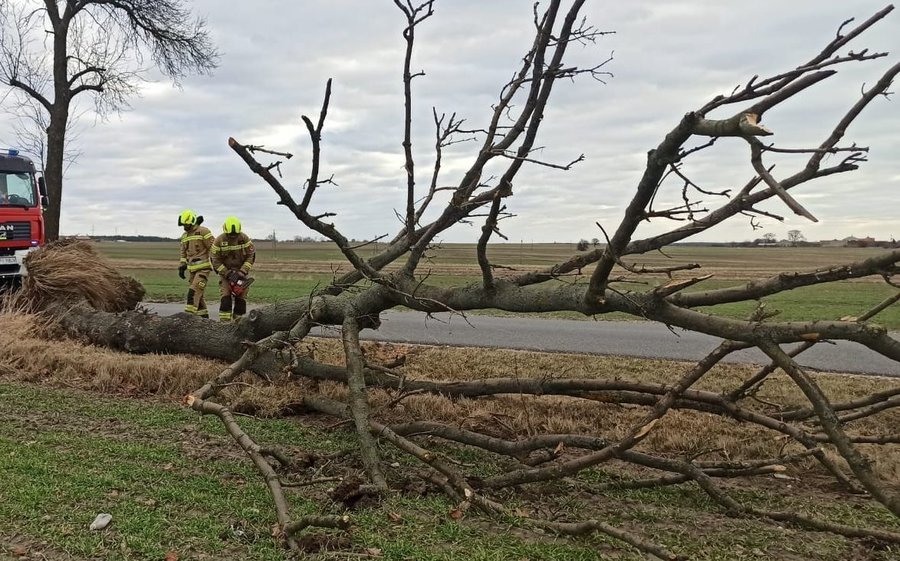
[218, 276, 248, 322]
[186, 269, 210, 317]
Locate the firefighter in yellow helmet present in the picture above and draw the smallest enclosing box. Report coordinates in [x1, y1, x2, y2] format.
[177, 209, 214, 317]
[210, 216, 256, 322]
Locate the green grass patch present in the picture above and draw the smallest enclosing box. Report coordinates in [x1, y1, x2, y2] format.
[696, 280, 900, 328]
[122, 268, 337, 304]
[1, 382, 898, 560]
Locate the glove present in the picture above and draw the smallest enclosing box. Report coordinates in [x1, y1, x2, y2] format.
[226, 269, 246, 283]
[178, 264, 187, 279]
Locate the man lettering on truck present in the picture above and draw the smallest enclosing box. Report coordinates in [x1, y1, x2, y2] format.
[177, 209, 214, 317]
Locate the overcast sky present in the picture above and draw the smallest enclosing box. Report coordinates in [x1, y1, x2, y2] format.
[1, 0, 898, 243]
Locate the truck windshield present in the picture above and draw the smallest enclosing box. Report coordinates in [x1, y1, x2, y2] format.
[0, 172, 36, 207]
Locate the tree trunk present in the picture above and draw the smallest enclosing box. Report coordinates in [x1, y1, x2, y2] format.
[45, 12, 71, 243]
[51, 296, 370, 360]
[43, 112, 66, 241]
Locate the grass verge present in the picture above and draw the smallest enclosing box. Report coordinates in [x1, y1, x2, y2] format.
[1, 382, 899, 561]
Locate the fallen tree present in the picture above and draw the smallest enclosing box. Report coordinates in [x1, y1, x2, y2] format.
[38, 2, 900, 557]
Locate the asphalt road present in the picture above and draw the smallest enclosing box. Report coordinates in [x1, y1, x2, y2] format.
[146, 303, 899, 377]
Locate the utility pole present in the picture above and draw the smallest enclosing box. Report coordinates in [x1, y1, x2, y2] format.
[272, 229, 277, 259]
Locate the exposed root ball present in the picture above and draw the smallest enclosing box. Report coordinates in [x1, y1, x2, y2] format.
[20, 239, 145, 312]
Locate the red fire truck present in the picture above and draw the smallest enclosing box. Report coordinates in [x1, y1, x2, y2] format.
[0, 148, 49, 284]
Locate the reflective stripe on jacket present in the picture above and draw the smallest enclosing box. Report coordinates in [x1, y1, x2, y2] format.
[180, 225, 214, 271]
[210, 232, 256, 275]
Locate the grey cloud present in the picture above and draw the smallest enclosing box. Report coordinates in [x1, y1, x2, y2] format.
[2, 1, 897, 244]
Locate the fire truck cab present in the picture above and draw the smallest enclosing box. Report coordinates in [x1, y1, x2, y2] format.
[0, 149, 49, 283]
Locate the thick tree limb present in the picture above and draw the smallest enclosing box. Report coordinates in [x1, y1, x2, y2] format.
[693, 112, 773, 137]
[669, 250, 900, 308]
[758, 340, 900, 516]
[341, 314, 388, 489]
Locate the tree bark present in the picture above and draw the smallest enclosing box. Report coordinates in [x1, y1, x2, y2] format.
[44, 10, 72, 242]
[50, 296, 373, 361]
[43, 111, 67, 242]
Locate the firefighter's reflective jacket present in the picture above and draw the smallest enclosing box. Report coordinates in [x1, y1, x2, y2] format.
[180, 225, 214, 272]
[210, 232, 256, 276]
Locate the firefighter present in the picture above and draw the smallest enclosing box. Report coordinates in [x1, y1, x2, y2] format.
[177, 209, 214, 317]
[210, 216, 256, 322]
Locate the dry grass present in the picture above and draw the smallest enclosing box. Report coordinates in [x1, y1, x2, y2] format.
[0, 306, 223, 396]
[1, 307, 898, 482]
[295, 339, 900, 481]
[19, 239, 145, 313]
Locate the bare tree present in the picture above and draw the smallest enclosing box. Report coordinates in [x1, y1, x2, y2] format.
[43, 2, 900, 557]
[0, 0, 218, 240]
[788, 229, 807, 245]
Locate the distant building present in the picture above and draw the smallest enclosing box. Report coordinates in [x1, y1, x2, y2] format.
[816, 236, 896, 248]
[844, 236, 877, 247]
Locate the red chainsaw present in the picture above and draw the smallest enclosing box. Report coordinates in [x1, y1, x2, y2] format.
[225, 270, 254, 297]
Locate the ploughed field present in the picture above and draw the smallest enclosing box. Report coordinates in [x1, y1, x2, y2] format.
[96, 241, 892, 278]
